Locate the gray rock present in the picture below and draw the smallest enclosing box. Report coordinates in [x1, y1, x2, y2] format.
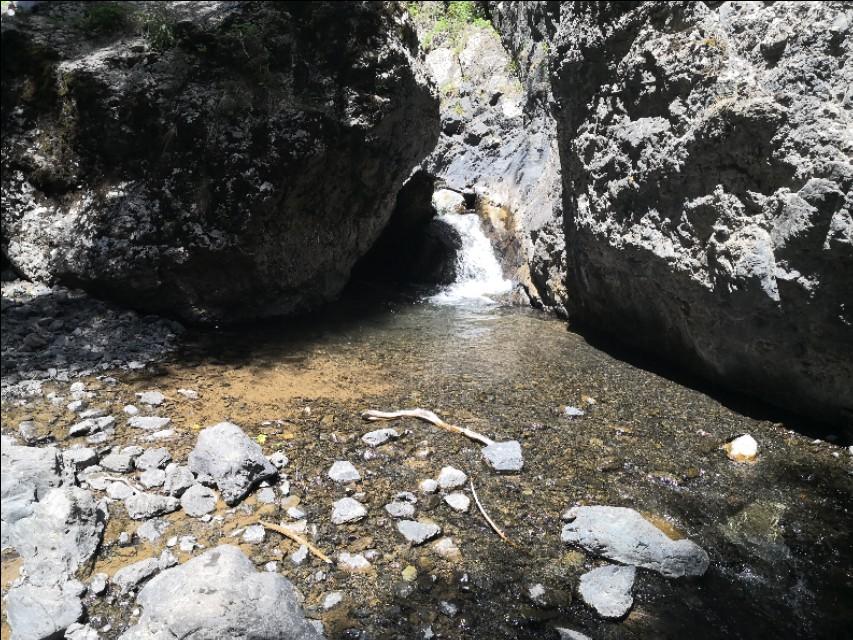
[128, 416, 172, 431]
[327, 460, 361, 483]
[100, 453, 135, 473]
[136, 519, 169, 543]
[135, 447, 171, 470]
[268, 451, 289, 469]
[323, 591, 343, 610]
[578, 565, 636, 619]
[361, 428, 400, 447]
[562, 406, 585, 418]
[124, 492, 180, 520]
[338, 552, 370, 572]
[62, 447, 98, 472]
[555, 629, 592, 640]
[561, 506, 709, 577]
[88, 573, 108, 596]
[332, 497, 367, 524]
[242, 524, 265, 544]
[163, 464, 194, 497]
[188, 422, 277, 506]
[481, 440, 524, 472]
[385, 501, 416, 519]
[176, 388, 199, 400]
[419, 479, 439, 494]
[113, 557, 161, 594]
[136, 391, 165, 406]
[397, 520, 441, 545]
[291, 545, 309, 565]
[257, 487, 277, 504]
[5, 580, 84, 640]
[437, 466, 467, 490]
[139, 468, 166, 489]
[78, 408, 107, 420]
[106, 481, 136, 501]
[119, 545, 323, 639]
[443, 493, 470, 513]
[69, 416, 115, 437]
[180, 483, 218, 517]
[123, 404, 139, 416]
[65, 623, 100, 640]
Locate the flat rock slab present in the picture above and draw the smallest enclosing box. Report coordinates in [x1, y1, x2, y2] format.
[135, 447, 171, 470]
[578, 564, 635, 619]
[125, 492, 180, 520]
[561, 506, 709, 577]
[397, 520, 441, 545]
[482, 440, 524, 472]
[136, 391, 166, 406]
[101, 453, 135, 473]
[113, 557, 161, 594]
[188, 422, 277, 506]
[128, 416, 172, 431]
[119, 545, 323, 639]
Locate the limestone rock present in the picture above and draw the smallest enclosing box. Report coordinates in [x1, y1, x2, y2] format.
[578, 565, 636, 619]
[481, 440, 523, 472]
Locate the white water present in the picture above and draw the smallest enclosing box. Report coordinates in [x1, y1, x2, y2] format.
[428, 213, 512, 306]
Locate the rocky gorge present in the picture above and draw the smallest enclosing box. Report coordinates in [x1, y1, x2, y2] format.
[1, 2, 852, 640]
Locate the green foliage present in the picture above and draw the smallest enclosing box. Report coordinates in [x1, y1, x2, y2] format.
[77, 2, 134, 35]
[140, 5, 177, 51]
[407, 1, 494, 52]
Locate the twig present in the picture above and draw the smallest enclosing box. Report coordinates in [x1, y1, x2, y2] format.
[470, 479, 515, 546]
[362, 408, 495, 447]
[258, 520, 333, 564]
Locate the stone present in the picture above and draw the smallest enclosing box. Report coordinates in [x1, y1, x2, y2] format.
[135, 447, 171, 470]
[481, 440, 524, 472]
[338, 552, 371, 572]
[397, 520, 441, 546]
[5, 580, 84, 640]
[63, 447, 98, 472]
[257, 487, 277, 504]
[188, 422, 277, 506]
[136, 391, 165, 406]
[2, 3, 438, 326]
[323, 591, 343, 610]
[563, 406, 585, 418]
[139, 469, 166, 489]
[67, 399, 87, 413]
[100, 453, 135, 473]
[137, 519, 169, 543]
[78, 408, 107, 420]
[419, 479, 439, 494]
[327, 460, 361, 483]
[443, 493, 470, 513]
[439, 601, 458, 617]
[118, 532, 132, 547]
[123, 405, 139, 416]
[437, 466, 467, 490]
[119, 545, 323, 639]
[113, 558, 161, 594]
[69, 416, 115, 437]
[180, 484, 218, 517]
[158, 549, 178, 570]
[124, 492, 180, 520]
[128, 416, 172, 431]
[561, 506, 709, 577]
[723, 434, 759, 463]
[177, 389, 199, 400]
[243, 524, 266, 544]
[555, 629, 592, 640]
[431, 537, 461, 562]
[385, 501, 416, 519]
[332, 497, 367, 524]
[578, 565, 635, 619]
[121, 446, 145, 459]
[287, 506, 307, 520]
[88, 573, 108, 596]
[268, 451, 289, 469]
[107, 482, 136, 501]
[65, 623, 100, 640]
[264, 562, 278, 573]
[361, 428, 400, 447]
[163, 464, 195, 496]
[291, 545, 309, 565]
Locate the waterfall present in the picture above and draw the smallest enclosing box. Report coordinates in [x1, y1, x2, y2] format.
[428, 212, 512, 305]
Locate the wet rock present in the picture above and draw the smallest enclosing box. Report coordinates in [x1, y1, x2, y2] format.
[443, 493, 470, 513]
[136, 391, 165, 406]
[723, 434, 759, 463]
[125, 492, 180, 520]
[362, 428, 400, 447]
[243, 524, 266, 544]
[437, 466, 467, 490]
[137, 519, 169, 543]
[327, 461, 361, 483]
[578, 565, 635, 619]
[385, 501, 416, 519]
[397, 520, 441, 546]
[561, 506, 709, 577]
[135, 447, 171, 470]
[188, 422, 277, 506]
[100, 453, 135, 473]
[139, 469, 166, 489]
[113, 557, 161, 594]
[332, 497, 367, 524]
[181, 484, 218, 517]
[339, 552, 371, 572]
[119, 545, 322, 639]
[5, 580, 85, 640]
[163, 464, 194, 497]
[128, 416, 172, 431]
[481, 440, 524, 472]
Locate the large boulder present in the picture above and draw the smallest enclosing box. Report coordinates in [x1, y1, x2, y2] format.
[546, 2, 853, 425]
[1, 1, 438, 323]
[120, 545, 323, 640]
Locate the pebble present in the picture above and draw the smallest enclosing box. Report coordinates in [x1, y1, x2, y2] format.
[385, 501, 416, 518]
[268, 451, 289, 469]
[361, 428, 399, 447]
[431, 537, 461, 561]
[139, 468, 166, 489]
[88, 573, 108, 596]
[287, 506, 307, 520]
[256, 487, 276, 504]
[482, 440, 524, 472]
[439, 601, 458, 617]
[437, 466, 467, 490]
[67, 399, 87, 413]
[179, 536, 198, 552]
[264, 561, 278, 573]
[578, 565, 636, 619]
[563, 406, 586, 417]
[123, 405, 139, 416]
[397, 520, 441, 545]
[128, 416, 172, 430]
[135, 447, 171, 470]
[327, 461, 361, 483]
[176, 388, 199, 399]
[137, 519, 168, 542]
[136, 390, 166, 406]
[338, 552, 371, 572]
[723, 434, 758, 462]
[106, 481, 136, 500]
[118, 531, 132, 547]
[528, 583, 546, 606]
[443, 493, 470, 513]
[556, 629, 592, 640]
[291, 545, 309, 565]
[419, 479, 439, 494]
[323, 591, 343, 610]
[332, 497, 367, 524]
[401, 565, 418, 582]
[125, 492, 180, 520]
[242, 524, 265, 544]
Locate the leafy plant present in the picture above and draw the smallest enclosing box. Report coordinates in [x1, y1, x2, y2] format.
[140, 5, 177, 51]
[407, 1, 494, 52]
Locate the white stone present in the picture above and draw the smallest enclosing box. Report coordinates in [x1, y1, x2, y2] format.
[332, 497, 367, 524]
[419, 479, 439, 494]
[723, 434, 758, 462]
[327, 461, 360, 483]
[443, 493, 470, 513]
[437, 466, 467, 490]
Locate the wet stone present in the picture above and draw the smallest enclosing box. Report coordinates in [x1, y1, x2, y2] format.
[578, 565, 636, 619]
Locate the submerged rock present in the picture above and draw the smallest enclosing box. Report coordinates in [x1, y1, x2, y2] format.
[578, 565, 636, 619]
[561, 506, 709, 577]
[119, 545, 323, 639]
[188, 422, 277, 506]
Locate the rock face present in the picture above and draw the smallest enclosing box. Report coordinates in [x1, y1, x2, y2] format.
[1, 1, 438, 323]
[120, 545, 323, 640]
[561, 506, 709, 578]
[541, 1, 853, 425]
[188, 422, 276, 505]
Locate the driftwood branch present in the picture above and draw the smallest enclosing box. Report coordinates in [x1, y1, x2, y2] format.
[259, 520, 333, 564]
[470, 480, 515, 546]
[361, 408, 495, 447]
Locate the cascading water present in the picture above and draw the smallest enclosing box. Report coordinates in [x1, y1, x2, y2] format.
[428, 212, 512, 305]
